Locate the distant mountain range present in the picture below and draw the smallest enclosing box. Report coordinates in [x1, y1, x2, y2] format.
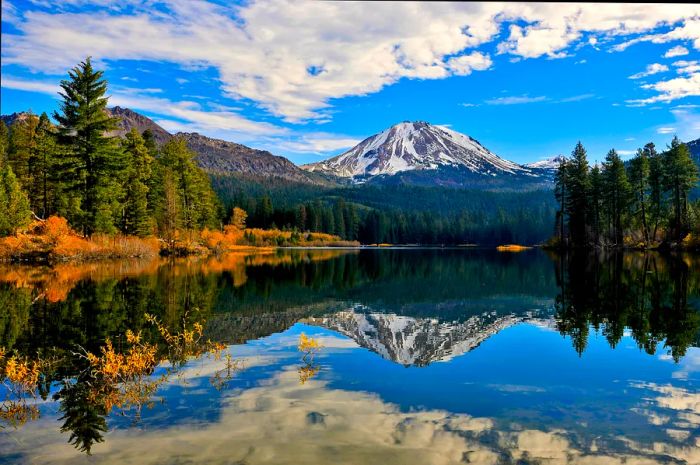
[3, 109, 697, 190]
[302, 121, 557, 189]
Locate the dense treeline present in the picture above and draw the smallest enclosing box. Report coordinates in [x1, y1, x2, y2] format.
[554, 140, 699, 248]
[0, 58, 220, 240]
[218, 180, 557, 245]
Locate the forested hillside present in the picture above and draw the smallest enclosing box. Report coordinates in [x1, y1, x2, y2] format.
[212, 174, 556, 245]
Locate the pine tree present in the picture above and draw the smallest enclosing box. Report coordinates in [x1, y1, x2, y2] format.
[565, 142, 591, 247]
[53, 57, 124, 235]
[663, 137, 699, 242]
[141, 129, 158, 156]
[154, 137, 219, 234]
[334, 199, 347, 238]
[602, 149, 631, 246]
[554, 158, 569, 245]
[121, 128, 154, 236]
[257, 195, 274, 228]
[628, 148, 651, 244]
[645, 143, 664, 241]
[7, 112, 39, 191]
[295, 204, 307, 231]
[0, 121, 9, 163]
[160, 170, 180, 249]
[29, 113, 60, 219]
[589, 165, 603, 246]
[0, 163, 31, 236]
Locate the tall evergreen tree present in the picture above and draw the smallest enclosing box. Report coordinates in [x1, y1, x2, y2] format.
[589, 165, 603, 246]
[53, 57, 124, 235]
[602, 149, 631, 246]
[663, 136, 699, 242]
[565, 142, 590, 247]
[154, 137, 218, 233]
[644, 143, 664, 241]
[31, 113, 59, 219]
[121, 128, 154, 236]
[0, 121, 9, 163]
[628, 147, 651, 244]
[0, 163, 31, 236]
[7, 112, 39, 191]
[554, 158, 569, 245]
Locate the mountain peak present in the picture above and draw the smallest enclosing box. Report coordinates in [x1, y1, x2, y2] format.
[302, 120, 525, 178]
[524, 155, 567, 170]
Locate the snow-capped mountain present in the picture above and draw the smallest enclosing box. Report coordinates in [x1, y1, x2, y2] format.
[302, 121, 538, 180]
[305, 307, 529, 367]
[524, 155, 567, 171]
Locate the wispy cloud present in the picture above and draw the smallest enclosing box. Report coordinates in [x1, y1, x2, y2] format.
[628, 72, 700, 105]
[483, 93, 595, 105]
[672, 60, 700, 75]
[664, 45, 689, 58]
[629, 63, 669, 79]
[1, 75, 61, 94]
[485, 95, 548, 105]
[558, 93, 595, 103]
[657, 127, 676, 134]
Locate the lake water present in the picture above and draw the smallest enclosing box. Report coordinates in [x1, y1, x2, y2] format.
[1, 249, 699, 464]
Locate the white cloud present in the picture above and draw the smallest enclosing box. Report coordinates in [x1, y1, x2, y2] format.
[665, 45, 689, 58]
[3, 2, 700, 123]
[615, 18, 700, 53]
[446, 51, 492, 76]
[629, 72, 700, 105]
[673, 60, 700, 74]
[1, 75, 61, 94]
[657, 127, 676, 134]
[629, 63, 669, 79]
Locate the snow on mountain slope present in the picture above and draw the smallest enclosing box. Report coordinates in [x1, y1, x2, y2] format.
[524, 155, 567, 170]
[305, 306, 524, 366]
[302, 121, 535, 179]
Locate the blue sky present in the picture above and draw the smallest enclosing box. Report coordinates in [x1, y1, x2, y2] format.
[2, 1, 699, 165]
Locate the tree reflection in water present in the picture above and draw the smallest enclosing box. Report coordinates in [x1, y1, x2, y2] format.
[553, 251, 700, 360]
[0, 249, 698, 456]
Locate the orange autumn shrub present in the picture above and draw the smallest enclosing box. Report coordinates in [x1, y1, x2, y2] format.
[0, 216, 159, 261]
[0, 348, 46, 427]
[42, 216, 72, 246]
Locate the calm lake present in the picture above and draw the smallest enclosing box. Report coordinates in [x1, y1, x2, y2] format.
[1, 248, 699, 464]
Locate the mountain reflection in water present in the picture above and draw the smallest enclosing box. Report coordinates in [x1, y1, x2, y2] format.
[1, 248, 699, 463]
